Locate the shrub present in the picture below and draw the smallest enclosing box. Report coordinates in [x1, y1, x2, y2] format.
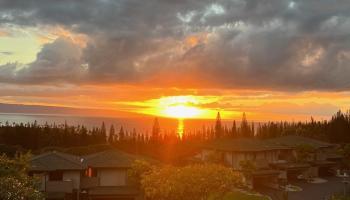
[141, 164, 243, 200]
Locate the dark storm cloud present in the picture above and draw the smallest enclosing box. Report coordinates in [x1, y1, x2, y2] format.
[16, 38, 86, 83]
[0, 38, 85, 84]
[1, 0, 350, 90]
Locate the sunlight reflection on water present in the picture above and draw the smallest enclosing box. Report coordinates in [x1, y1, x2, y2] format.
[177, 119, 184, 139]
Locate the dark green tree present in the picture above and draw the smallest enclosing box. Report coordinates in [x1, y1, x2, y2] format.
[108, 125, 115, 144]
[152, 118, 160, 141]
[240, 112, 252, 137]
[100, 122, 107, 142]
[215, 112, 223, 138]
[231, 120, 237, 138]
[118, 126, 125, 141]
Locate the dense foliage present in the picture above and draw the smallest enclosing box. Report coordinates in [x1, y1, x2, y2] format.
[140, 164, 243, 200]
[128, 159, 154, 187]
[330, 194, 350, 200]
[256, 111, 350, 143]
[239, 160, 256, 179]
[0, 153, 43, 200]
[0, 121, 107, 151]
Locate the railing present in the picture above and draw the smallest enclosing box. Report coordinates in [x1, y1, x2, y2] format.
[81, 177, 100, 188]
[45, 180, 73, 193]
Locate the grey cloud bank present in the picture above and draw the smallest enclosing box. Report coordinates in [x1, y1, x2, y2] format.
[0, 0, 350, 91]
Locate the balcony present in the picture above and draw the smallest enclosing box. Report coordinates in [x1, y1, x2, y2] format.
[45, 180, 74, 193]
[81, 177, 100, 189]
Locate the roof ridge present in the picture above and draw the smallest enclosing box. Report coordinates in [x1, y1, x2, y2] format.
[32, 151, 83, 168]
[53, 152, 83, 167]
[84, 148, 134, 159]
[31, 151, 54, 160]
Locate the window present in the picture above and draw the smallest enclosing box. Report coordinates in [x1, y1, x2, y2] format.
[85, 167, 98, 177]
[48, 171, 63, 181]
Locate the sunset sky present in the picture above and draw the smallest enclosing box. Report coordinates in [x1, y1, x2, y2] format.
[1, 0, 350, 121]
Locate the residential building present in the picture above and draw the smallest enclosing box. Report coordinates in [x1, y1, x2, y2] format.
[29, 149, 146, 200]
[199, 135, 340, 188]
[200, 137, 292, 169]
[30, 151, 83, 200]
[81, 150, 142, 200]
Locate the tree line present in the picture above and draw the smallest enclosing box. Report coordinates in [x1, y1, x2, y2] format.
[209, 110, 350, 144]
[1, 110, 350, 161]
[0, 121, 106, 152]
[255, 110, 350, 143]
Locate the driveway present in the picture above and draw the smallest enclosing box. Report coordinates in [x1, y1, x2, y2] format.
[289, 177, 348, 200]
[258, 177, 349, 200]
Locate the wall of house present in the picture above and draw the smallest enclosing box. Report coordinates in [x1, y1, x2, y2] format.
[201, 149, 214, 160]
[225, 152, 233, 166]
[255, 152, 270, 168]
[222, 152, 247, 169]
[202, 149, 291, 169]
[223, 151, 281, 169]
[98, 169, 127, 186]
[33, 171, 79, 192]
[231, 152, 245, 169]
[63, 171, 80, 189]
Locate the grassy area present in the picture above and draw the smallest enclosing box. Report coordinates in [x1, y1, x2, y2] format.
[222, 191, 270, 200]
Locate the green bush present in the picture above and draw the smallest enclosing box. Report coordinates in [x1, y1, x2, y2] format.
[140, 164, 243, 200]
[0, 153, 44, 200]
[330, 194, 350, 200]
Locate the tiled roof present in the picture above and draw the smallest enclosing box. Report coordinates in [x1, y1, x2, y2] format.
[30, 151, 83, 171]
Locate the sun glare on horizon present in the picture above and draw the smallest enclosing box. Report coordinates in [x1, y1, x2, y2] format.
[162, 105, 202, 119]
[117, 95, 236, 120]
[157, 96, 210, 119]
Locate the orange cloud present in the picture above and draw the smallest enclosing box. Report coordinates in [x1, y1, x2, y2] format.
[185, 33, 209, 47]
[35, 26, 88, 47]
[0, 29, 9, 37]
[0, 82, 348, 121]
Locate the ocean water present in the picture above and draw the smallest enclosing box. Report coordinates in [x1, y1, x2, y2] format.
[0, 113, 234, 134]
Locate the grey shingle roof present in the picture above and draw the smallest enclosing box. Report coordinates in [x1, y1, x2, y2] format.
[30, 151, 83, 171]
[82, 149, 145, 168]
[203, 135, 333, 152]
[30, 149, 156, 171]
[265, 135, 334, 149]
[203, 138, 291, 152]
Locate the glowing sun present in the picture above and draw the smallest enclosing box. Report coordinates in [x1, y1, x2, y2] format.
[162, 105, 202, 119]
[158, 96, 205, 119]
[124, 95, 231, 119]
